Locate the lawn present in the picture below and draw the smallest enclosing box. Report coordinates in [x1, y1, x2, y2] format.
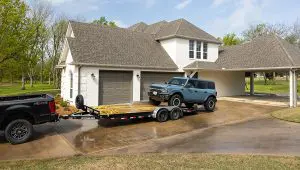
[271, 107, 300, 123]
[1, 154, 300, 170]
[0, 83, 60, 96]
[245, 78, 300, 95]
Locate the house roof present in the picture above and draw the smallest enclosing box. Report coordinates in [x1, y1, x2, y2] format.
[67, 21, 178, 70]
[127, 22, 148, 32]
[128, 19, 221, 44]
[185, 34, 300, 71]
[184, 61, 220, 70]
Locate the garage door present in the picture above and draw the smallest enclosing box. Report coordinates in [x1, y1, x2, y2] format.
[99, 71, 132, 105]
[140, 72, 184, 100]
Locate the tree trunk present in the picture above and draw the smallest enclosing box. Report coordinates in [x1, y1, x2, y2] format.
[29, 76, 33, 87]
[49, 72, 51, 85]
[10, 73, 13, 85]
[286, 72, 289, 81]
[21, 72, 26, 90]
[41, 55, 44, 84]
[263, 72, 267, 85]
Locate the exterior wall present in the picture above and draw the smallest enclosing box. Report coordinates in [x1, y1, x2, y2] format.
[198, 71, 245, 97]
[160, 38, 219, 71]
[79, 67, 99, 106]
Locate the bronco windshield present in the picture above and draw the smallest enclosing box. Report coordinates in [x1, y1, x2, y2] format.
[167, 78, 187, 86]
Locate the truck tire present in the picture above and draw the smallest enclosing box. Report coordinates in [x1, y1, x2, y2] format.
[156, 108, 169, 122]
[170, 107, 182, 120]
[149, 98, 161, 106]
[75, 95, 84, 110]
[204, 97, 216, 112]
[168, 94, 183, 107]
[4, 119, 33, 145]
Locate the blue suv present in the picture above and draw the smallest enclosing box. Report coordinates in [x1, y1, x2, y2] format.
[148, 77, 217, 111]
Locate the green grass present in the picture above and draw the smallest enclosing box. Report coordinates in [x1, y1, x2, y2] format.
[1, 154, 300, 170]
[271, 107, 300, 123]
[0, 83, 60, 96]
[245, 78, 300, 95]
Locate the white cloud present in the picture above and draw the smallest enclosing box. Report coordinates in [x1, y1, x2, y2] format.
[48, 0, 74, 5]
[175, 0, 192, 10]
[114, 20, 128, 28]
[207, 0, 269, 37]
[145, 0, 156, 8]
[211, 0, 229, 7]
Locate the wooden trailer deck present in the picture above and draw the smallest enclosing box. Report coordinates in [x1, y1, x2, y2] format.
[94, 102, 157, 116]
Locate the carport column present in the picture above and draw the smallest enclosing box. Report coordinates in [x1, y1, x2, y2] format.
[132, 70, 141, 102]
[250, 72, 255, 95]
[289, 69, 297, 107]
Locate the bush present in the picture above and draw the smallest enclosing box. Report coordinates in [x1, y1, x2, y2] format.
[60, 100, 68, 107]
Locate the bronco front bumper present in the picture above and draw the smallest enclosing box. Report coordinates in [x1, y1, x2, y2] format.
[148, 92, 170, 102]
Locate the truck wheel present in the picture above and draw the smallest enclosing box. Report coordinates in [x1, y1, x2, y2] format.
[204, 97, 216, 112]
[149, 98, 161, 106]
[75, 95, 84, 110]
[156, 108, 169, 122]
[4, 119, 33, 145]
[168, 94, 183, 107]
[170, 107, 182, 120]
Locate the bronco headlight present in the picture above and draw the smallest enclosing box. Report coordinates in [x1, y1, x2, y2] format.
[161, 88, 168, 93]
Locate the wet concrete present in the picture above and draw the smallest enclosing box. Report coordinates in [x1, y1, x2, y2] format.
[100, 117, 300, 156]
[69, 101, 280, 153]
[0, 101, 282, 160]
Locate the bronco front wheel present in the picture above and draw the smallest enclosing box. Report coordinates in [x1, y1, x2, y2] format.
[168, 94, 183, 107]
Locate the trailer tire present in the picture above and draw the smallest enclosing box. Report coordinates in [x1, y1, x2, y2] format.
[156, 108, 169, 122]
[75, 95, 84, 110]
[170, 107, 182, 120]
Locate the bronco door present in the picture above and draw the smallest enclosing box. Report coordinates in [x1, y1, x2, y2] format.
[182, 79, 199, 102]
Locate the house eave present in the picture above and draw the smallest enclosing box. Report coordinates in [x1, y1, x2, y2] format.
[70, 62, 178, 70]
[184, 66, 300, 71]
[156, 35, 222, 44]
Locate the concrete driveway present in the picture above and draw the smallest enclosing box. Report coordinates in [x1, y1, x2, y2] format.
[0, 101, 283, 160]
[100, 117, 300, 156]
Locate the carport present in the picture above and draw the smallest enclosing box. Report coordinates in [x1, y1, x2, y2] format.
[184, 34, 300, 108]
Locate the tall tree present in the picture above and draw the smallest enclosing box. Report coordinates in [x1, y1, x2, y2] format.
[221, 33, 242, 46]
[92, 16, 117, 27]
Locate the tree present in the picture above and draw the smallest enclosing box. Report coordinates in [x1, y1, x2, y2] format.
[242, 23, 290, 41]
[46, 17, 68, 87]
[0, 0, 29, 65]
[92, 16, 117, 27]
[221, 33, 242, 46]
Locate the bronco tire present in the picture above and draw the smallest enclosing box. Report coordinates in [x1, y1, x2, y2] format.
[168, 94, 183, 107]
[156, 108, 169, 122]
[204, 97, 216, 112]
[5, 119, 33, 145]
[75, 95, 84, 110]
[149, 98, 161, 106]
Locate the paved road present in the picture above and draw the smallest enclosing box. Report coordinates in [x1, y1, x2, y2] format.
[99, 117, 300, 156]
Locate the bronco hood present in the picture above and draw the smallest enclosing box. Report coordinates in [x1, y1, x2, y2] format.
[150, 83, 181, 89]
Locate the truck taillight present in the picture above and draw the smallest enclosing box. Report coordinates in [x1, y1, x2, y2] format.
[49, 101, 56, 113]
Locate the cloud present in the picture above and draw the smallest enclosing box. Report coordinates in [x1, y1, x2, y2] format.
[207, 0, 269, 37]
[145, 0, 156, 8]
[114, 20, 128, 28]
[211, 0, 228, 7]
[48, 0, 74, 5]
[175, 0, 192, 10]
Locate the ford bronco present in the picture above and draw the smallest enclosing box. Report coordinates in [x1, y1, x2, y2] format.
[148, 77, 217, 111]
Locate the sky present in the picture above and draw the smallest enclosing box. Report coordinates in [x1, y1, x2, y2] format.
[31, 0, 300, 37]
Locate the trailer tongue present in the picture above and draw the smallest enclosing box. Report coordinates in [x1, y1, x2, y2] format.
[61, 95, 196, 122]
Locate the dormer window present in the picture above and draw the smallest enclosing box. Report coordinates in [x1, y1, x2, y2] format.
[189, 40, 194, 58]
[203, 43, 208, 59]
[196, 41, 201, 59]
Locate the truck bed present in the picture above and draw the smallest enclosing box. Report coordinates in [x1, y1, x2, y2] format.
[0, 94, 53, 106]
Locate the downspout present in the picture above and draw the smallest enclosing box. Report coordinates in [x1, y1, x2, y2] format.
[78, 65, 82, 95]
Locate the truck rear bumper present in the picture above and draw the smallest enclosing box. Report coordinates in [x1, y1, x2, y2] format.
[50, 113, 59, 122]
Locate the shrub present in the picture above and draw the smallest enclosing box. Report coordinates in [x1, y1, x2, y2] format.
[60, 100, 68, 107]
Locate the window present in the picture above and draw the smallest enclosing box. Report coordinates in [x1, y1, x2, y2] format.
[189, 40, 194, 59]
[208, 82, 215, 89]
[196, 41, 201, 59]
[203, 43, 208, 59]
[168, 78, 187, 86]
[186, 80, 198, 88]
[196, 81, 208, 89]
[70, 72, 73, 98]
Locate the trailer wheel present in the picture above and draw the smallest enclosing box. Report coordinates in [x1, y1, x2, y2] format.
[156, 108, 169, 122]
[170, 107, 182, 120]
[75, 95, 84, 110]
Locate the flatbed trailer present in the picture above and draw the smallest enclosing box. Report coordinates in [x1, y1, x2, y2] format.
[61, 95, 196, 122]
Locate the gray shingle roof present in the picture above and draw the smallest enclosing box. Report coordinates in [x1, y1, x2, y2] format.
[128, 19, 221, 44]
[185, 34, 300, 70]
[184, 61, 220, 70]
[155, 19, 221, 44]
[127, 22, 148, 32]
[68, 21, 178, 70]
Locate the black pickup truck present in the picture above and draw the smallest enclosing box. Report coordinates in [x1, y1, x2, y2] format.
[0, 94, 58, 144]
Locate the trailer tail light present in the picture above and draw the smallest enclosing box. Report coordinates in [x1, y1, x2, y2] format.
[49, 101, 56, 113]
